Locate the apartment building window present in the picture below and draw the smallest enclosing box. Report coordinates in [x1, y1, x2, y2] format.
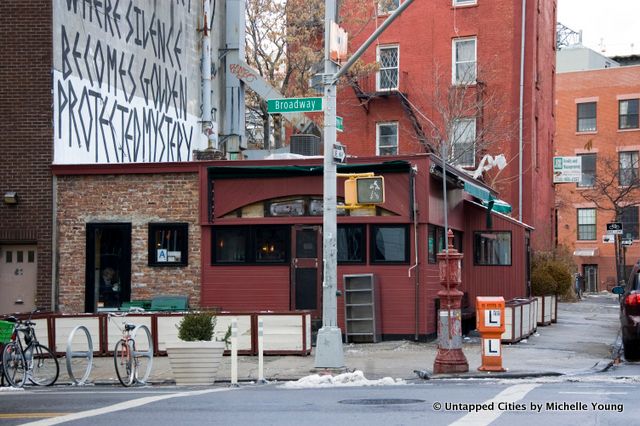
[619, 99, 639, 129]
[453, 37, 476, 84]
[451, 118, 476, 167]
[577, 208, 596, 240]
[620, 206, 639, 240]
[619, 151, 639, 186]
[377, 45, 399, 91]
[377, 0, 400, 15]
[377, 122, 398, 155]
[577, 153, 596, 187]
[577, 102, 597, 132]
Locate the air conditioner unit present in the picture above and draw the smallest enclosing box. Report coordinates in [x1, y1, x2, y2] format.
[290, 134, 321, 156]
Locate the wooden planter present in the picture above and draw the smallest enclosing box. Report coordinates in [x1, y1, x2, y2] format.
[166, 341, 225, 385]
[535, 295, 554, 326]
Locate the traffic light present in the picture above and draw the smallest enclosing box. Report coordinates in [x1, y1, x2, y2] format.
[344, 176, 385, 206]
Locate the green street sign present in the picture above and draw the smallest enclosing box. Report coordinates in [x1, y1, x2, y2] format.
[336, 116, 344, 132]
[267, 97, 323, 114]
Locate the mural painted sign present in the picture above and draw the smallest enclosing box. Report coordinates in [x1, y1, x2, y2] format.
[53, 0, 206, 164]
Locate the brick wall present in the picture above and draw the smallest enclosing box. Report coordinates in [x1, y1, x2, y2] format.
[56, 173, 201, 313]
[556, 66, 640, 290]
[0, 1, 54, 309]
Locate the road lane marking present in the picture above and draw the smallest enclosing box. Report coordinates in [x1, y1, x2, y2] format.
[0, 414, 68, 419]
[18, 388, 235, 426]
[450, 384, 540, 426]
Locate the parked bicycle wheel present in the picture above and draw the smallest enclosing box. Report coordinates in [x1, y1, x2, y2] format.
[2, 342, 26, 387]
[113, 339, 134, 386]
[28, 344, 59, 386]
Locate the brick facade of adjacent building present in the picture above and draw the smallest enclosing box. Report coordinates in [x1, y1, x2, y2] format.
[336, 0, 557, 251]
[56, 172, 201, 312]
[556, 65, 640, 290]
[0, 1, 54, 310]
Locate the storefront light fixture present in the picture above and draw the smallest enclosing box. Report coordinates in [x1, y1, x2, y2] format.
[3, 192, 18, 204]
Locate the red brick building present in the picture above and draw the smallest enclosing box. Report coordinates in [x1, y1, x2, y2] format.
[336, 0, 556, 251]
[555, 65, 640, 291]
[0, 1, 54, 314]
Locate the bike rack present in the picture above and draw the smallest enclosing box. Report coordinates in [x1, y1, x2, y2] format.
[65, 325, 94, 385]
[131, 324, 154, 384]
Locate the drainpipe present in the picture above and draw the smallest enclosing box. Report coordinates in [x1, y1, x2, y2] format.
[52, 176, 58, 312]
[408, 165, 420, 341]
[202, 0, 215, 149]
[518, 0, 526, 222]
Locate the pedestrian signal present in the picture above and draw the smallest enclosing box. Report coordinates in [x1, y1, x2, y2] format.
[344, 176, 385, 205]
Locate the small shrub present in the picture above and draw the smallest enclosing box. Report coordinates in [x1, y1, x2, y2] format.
[177, 311, 217, 342]
[531, 266, 557, 296]
[546, 260, 572, 297]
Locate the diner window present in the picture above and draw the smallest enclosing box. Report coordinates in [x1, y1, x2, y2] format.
[577, 153, 596, 187]
[577, 102, 596, 132]
[337, 225, 365, 264]
[577, 208, 596, 240]
[377, 122, 398, 155]
[474, 231, 511, 265]
[255, 227, 288, 263]
[377, 45, 399, 91]
[148, 223, 188, 266]
[619, 151, 639, 186]
[428, 225, 462, 264]
[371, 225, 409, 263]
[619, 99, 639, 130]
[453, 37, 477, 84]
[621, 206, 639, 240]
[213, 226, 289, 264]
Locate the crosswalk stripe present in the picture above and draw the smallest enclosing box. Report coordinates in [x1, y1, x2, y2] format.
[450, 384, 541, 426]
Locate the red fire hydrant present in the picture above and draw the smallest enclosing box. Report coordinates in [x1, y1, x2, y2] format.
[433, 229, 469, 374]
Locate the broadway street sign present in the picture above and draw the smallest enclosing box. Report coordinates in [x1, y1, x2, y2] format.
[267, 97, 323, 114]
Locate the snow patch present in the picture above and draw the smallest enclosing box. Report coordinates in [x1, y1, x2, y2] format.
[0, 386, 25, 392]
[280, 370, 406, 389]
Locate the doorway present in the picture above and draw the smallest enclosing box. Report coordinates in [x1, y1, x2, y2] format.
[0, 245, 37, 315]
[583, 264, 598, 293]
[86, 223, 131, 312]
[290, 226, 322, 319]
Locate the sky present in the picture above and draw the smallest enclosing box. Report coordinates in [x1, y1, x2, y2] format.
[557, 0, 640, 57]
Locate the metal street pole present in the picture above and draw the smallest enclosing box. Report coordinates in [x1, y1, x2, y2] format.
[315, 0, 415, 369]
[315, 0, 343, 369]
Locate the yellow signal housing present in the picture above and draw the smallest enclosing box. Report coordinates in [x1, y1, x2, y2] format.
[344, 176, 385, 206]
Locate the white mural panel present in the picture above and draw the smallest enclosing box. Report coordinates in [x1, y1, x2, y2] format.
[53, 0, 206, 164]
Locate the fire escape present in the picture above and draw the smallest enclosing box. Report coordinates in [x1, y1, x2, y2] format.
[348, 64, 434, 153]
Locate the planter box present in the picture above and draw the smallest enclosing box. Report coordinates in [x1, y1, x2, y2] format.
[502, 299, 523, 343]
[536, 295, 553, 326]
[166, 341, 225, 385]
[550, 295, 558, 323]
[530, 297, 538, 333]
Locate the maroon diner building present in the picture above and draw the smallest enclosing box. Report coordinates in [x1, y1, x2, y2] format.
[53, 154, 531, 340]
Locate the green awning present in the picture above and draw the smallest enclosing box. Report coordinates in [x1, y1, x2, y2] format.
[464, 181, 492, 202]
[483, 199, 512, 214]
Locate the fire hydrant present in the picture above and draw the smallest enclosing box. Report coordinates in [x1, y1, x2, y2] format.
[433, 229, 469, 373]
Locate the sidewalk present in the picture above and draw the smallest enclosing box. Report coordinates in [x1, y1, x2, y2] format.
[61, 293, 627, 386]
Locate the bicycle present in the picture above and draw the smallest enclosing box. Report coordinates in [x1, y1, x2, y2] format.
[1, 310, 59, 387]
[108, 311, 153, 387]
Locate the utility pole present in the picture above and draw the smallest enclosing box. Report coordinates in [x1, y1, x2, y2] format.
[315, 0, 415, 369]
